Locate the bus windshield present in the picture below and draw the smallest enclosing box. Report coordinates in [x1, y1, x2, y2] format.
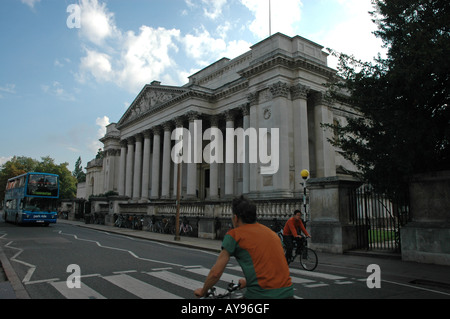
[26, 174, 59, 197]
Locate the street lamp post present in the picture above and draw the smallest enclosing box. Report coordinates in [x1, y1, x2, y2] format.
[174, 152, 182, 241]
[301, 169, 309, 221]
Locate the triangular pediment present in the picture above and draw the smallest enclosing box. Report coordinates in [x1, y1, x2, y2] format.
[117, 84, 188, 128]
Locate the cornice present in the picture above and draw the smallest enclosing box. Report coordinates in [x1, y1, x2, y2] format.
[238, 53, 336, 80]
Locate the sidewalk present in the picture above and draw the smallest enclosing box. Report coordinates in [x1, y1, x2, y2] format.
[2, 219, 450, 298]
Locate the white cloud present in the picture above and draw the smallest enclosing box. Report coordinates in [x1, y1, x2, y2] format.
[79, 49, 113, 83]
[79, 0, 118, 46]
[76, 0, 181, 92]
[21, 0, 40, 9]
[96, 116, 110, 137]
[41, 81, 75, 101]
[240, 0, 303, 38]
[74, 1, 268, 92]
[182, 27, 250, 67]
[202, 0, 228, 20]
[88, 116, 110, 153]
[184, 0, 228, 20]
[0, 84, 16, 98]
[310, 0, 385, 68]
[118, 26, 180, 91]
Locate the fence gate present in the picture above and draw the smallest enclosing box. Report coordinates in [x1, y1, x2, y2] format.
[349, 185, 410, 253]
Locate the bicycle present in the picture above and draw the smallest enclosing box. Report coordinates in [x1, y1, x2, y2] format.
[180, 217, 193, 236]
[201, 282, 242, 299]
[278, 231, 318, 271]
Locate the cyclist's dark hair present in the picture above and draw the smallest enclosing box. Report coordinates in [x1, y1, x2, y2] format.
[232, 195, 257, 224]
[293, 209, 301, 215]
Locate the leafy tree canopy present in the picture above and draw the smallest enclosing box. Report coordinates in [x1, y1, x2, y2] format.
[326, 0, 449, 197]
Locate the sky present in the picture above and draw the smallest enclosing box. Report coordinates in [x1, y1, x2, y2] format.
[0, 0, 385, 172]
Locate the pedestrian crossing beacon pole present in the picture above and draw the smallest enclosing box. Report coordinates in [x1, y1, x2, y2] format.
[301, 169, 309, 222]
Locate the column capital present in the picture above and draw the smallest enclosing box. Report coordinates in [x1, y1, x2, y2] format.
[291, 84, 310, 100]
[134, 133, 143, 142]
[174, 116, 185, 128]
[162, 121, 173, 131]
[312, 91, 334, 107]
[209, 114, 220, 127]
[120, 140, 128, 148]
[247, 92, 258, 106]
[151, 125, 162, 135]
[240, 103, 250, 116]
[270, 81, 290, 98]
[223, 109, 236, 122]
[127, 136, 135, 144]
[143, 129, 152, 138]
[186, 110, 201, 121]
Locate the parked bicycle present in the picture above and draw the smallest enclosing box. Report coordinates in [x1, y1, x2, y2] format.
[278, 231, 318, 271]
[201, 282, 242, 299]
[179, 217, 193, 236]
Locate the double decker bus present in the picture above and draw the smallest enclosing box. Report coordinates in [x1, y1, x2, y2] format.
[3, 172, 59, 226]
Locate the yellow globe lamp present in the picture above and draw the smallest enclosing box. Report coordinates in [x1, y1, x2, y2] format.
[301, 169, 310, 180]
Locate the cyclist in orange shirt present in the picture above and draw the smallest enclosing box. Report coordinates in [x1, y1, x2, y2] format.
[283, 209, 311, 263]
[194, 196, 293, 299]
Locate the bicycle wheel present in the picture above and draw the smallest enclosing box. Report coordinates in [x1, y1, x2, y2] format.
[299, 248, 318, 271]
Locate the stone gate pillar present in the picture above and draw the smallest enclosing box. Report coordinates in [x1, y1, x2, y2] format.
[401, 171, 450, 265]
[307, 176, 361, 254]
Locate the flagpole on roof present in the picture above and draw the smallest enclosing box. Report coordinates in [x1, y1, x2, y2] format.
[269, 0, 272, 36]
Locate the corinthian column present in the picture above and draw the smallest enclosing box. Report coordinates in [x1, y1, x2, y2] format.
[186, 111, 201, 199]
[224, 110, 235, 198]
[209, 115, 220, 200]
[161, 122, 172, 199]
[151, 126, 161, 199]
[132, 134, 143, 201]
[125, 137, 135, 198]
[292, 84, 310, 193]
[141, 130, 152, 201]
[118, 140, 127, 196]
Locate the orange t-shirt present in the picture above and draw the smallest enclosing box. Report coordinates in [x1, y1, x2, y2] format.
[222, 223, 293, 299]
[283, 217, 310, 237]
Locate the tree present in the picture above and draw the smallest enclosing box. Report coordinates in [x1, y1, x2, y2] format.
[73, 156, 86, 183]
[326, 0, 450, 197]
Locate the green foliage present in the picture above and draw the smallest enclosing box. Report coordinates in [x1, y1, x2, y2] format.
[73, 156, 86, 183]
[326, 0, 450, 197]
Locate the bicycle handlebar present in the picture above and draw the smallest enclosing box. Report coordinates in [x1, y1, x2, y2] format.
[202, 282, 241, 299]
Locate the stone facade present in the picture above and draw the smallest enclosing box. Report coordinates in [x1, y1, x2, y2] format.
[82, 33, 357, 208]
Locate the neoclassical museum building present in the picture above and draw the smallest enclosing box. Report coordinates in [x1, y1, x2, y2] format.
[78, 33, 357, 236]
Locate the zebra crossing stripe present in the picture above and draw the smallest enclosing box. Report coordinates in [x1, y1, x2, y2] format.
[289, 268, 346, 281]
[49, 266, 354, 299]
[50, 281, 106, 299]
[290, 276, 315, 284]
[186, 267, 242, 284]
[103, 274, 182, 299]
[146, 270, 204, 291]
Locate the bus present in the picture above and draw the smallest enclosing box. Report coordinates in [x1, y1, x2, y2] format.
[3, 172, 59, 226]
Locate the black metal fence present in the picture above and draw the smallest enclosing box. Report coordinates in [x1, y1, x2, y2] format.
[349, 185, 410, 252]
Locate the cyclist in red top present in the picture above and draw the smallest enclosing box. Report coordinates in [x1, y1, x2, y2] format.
[283, 210, 311, 263]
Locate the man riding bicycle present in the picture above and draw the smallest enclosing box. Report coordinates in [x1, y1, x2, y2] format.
[283, 210, 311, 263]
[194, 196, 294, 299]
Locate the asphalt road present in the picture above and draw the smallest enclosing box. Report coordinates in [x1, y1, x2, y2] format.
[1, 220, 449, 301]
